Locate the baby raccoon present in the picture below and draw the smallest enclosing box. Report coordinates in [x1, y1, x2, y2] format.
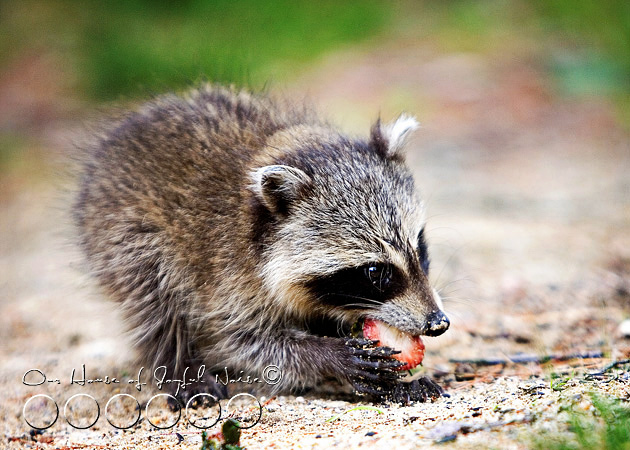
[74, 84, 450, 404]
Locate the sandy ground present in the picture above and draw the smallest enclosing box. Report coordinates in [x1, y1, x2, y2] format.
[1, 37, 630, 449]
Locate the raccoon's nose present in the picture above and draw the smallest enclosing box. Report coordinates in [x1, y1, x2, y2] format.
[424, 310, 450, 336]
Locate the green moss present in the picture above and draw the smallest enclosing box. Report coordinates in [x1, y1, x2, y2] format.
[531, 393, 630, 450]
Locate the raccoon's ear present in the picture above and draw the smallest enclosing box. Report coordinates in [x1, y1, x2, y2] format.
[370, 114, 419, 159]
[250, 165, 311, 215]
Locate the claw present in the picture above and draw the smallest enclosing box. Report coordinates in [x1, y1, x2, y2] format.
[351, 367, 399, 382]
[378, 359, 406, 369]
[345, 338, 379, 348]
[377, 347, 401, 357]
[389, 377, 445, 405]
[343, 336, 445, 404]
[347, 344, 401, 359]
[351, 357, 404, 372]
[351, 370, 382, 382]
[352, 381, 395, 397]
[343, 336, 410, 400]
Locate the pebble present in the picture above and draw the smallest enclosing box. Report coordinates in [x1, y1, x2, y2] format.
[618, 319, 630, 338]
[428, 421, 471, 442]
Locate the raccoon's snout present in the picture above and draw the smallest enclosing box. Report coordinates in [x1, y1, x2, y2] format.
[423, 310, 450, 336]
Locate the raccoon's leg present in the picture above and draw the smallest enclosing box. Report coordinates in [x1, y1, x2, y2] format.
[125, 299, 229, 405]
[86, 231, 229, 405]
[220, 329, 404, 398]
[125, 296, 229, 405]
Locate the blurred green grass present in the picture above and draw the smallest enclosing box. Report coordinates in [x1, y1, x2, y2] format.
[2, 0, 628, 103]
[0, 0, 628, 127]
[1, 0, 628, 102]
[0, 0, 395, 178]
[0, 0, 392, 101]
[533, 0, 630, 123]
[532, 393, 630, 450]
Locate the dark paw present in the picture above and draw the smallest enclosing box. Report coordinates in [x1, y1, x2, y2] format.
[343, 338, 405, 398]
[389, 376, 444, 405]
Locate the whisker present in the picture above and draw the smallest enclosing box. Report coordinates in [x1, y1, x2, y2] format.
[336, 320, 346, 338]
[440, 297, 476, 306]
[438, 287, 470, 299]
[437, 276, 473, 294]
[316, 292, 384, 306]
[338, 303, 379, 309]
[432, 244, 469, 288]
[335, 293, 384, 305]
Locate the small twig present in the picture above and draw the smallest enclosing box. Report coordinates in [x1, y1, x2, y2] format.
[587, 358, 630, 377]
[450, 351, 604, 367]
[261, 396, 277, 408]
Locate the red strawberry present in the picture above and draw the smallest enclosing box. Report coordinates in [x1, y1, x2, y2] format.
[363, 318, 425, 371]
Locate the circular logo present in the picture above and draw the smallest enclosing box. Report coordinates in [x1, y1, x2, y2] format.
[145, 394, 181, 429]
[23, 395, 59, 430]
[225, 393, 262, 429]
[185, 393, 222, 429]
[64, 394, 100, 429]
[262, 365, 282, 385]
[104, 394, 141, 430]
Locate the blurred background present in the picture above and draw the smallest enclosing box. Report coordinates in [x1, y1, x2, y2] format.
[1, 0, 629, 180]
[2, 0, 628, 135]
[1, 0, 629, 426]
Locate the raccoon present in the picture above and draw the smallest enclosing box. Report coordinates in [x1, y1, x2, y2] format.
[74, 84, 450, 404]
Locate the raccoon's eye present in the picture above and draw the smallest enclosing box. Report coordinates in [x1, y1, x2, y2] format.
[364, 263, 393, 292]
[305, 263, 407, 308]
[417, 228, 430, 275]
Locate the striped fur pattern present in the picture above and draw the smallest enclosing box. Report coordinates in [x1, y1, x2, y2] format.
[74, 84, 449, 402]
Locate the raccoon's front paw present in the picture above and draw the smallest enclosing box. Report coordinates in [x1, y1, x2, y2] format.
[343, 338, 405, 397]
[389, 376, 444, 405]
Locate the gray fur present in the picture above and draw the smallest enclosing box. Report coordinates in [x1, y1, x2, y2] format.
[73, 84, 448, 403]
